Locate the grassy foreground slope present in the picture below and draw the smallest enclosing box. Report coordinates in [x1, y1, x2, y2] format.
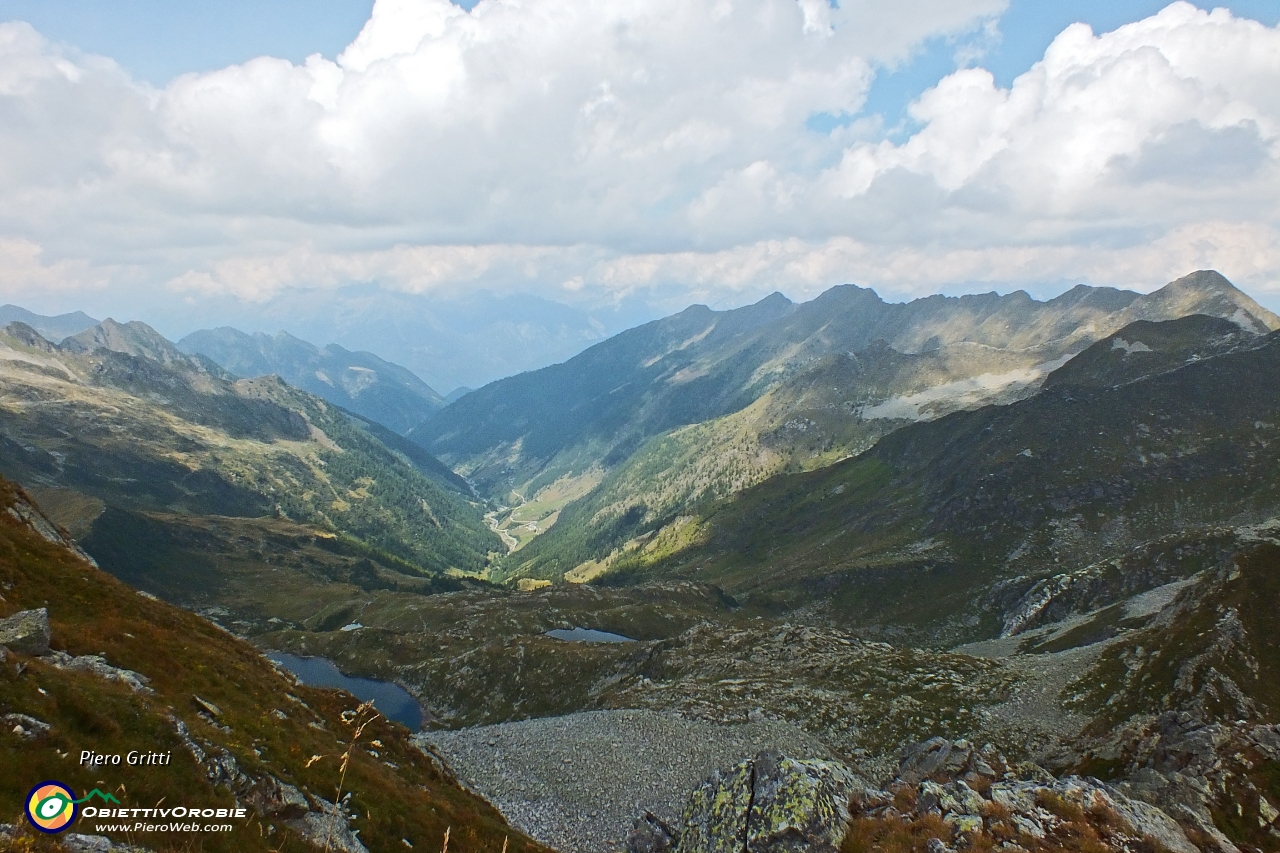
[0, 477, 545, 853]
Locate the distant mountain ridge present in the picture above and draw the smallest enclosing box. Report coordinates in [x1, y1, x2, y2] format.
[0, 316, 497, 579]
[412, 271, 1278, 577]
[179, 326, 447, 434]
[183, 286, 651, 393]
[0, 304, 98, 342]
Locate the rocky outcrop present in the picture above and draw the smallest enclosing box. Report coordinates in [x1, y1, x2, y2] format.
[286, 796, 370, 853]
[628, 751, 861, 853]
[6, 487, 100, 566]
[0, 607, 51, 655]
[47, 650, 153, 693]
[844, 736, 1200, 853]
[167, 715, 368, 853]
[4, 712, 52, 741]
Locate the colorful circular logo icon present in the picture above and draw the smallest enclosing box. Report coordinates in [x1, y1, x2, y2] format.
[26, 781, 77, 833]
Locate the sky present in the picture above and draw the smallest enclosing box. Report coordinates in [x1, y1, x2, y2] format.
[0, 0, 1278, 335]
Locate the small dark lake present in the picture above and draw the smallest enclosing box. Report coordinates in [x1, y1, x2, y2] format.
[545, 627, 635, 643]
[267, 652, 423, 731]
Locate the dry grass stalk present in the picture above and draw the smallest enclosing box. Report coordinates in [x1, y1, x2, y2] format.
[323, 700, 381, 853]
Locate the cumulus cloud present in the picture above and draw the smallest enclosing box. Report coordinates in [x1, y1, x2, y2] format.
[827, 3, 1280, 213]
[0, 0, 1278, 321]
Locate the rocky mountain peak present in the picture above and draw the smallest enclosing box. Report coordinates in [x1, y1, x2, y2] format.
[1123, 269, 1280, 333]
[63, 317, 195, 368]
[1, 321, 57, 353]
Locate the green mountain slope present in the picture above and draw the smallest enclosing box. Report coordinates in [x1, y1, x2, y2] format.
[0, 477, 545, 853]
[0, 320, 499, 584]
[447, 272, 1277, 582]
[180, 326, 447, 435]
[591, 316, 1280, 642]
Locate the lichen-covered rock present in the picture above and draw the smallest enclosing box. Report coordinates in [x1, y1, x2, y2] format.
[746, 752, 858, 853]
[0, 607, 50, 655]
[670, 752, 859, 853]
[674, 759, 753, 853]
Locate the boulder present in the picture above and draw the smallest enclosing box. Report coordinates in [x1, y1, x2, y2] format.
[627, 810, 679, 853]
[896, 737, 954, 785]
[746, 752, 859, 853]
[0, 608, 50, 655]
[673, 758, 753, 853]
[668, 752, 859, 853]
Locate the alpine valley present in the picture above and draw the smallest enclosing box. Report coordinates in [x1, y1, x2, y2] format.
[3, 271, 1280, 853]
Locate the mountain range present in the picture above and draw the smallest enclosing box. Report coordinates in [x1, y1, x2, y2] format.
[178, 326, 448, 434]
[170, 286, 654, 393]
[409, 271, 1278, 581]
[0, 317, 498, 600]
[0, 304, 98, 342]
[4, 271, 1280, 852]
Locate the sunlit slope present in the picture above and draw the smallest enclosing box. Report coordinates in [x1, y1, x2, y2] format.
[415, 272, 1276, 503]
[0, 319, 499, 579]
[457, 273, 1277, 582]
[596, 317, 1280, 639]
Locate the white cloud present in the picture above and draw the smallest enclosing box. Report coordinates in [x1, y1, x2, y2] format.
[827, 2, 1280, 216]
[0, 0, 1279, 324]
[0, 238, 113, 299]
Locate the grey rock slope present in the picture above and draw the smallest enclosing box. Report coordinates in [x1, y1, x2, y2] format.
[180, 326, 446, 434]
[419, 709, 833, 853]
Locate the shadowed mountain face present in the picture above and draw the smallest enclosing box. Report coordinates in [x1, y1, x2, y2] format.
[412, 271, 1278, 583]
[0, 319, 498, 581]
[179, 326, 447, 434]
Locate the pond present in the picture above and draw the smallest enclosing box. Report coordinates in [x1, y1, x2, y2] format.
[267, 652, 424, 731]
[545, 627, 636, 643]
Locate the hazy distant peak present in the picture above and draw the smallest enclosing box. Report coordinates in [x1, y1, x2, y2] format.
[179, 324, 446, 433]
[64, 318, 193, 368]
[0, 305, 99, 343]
